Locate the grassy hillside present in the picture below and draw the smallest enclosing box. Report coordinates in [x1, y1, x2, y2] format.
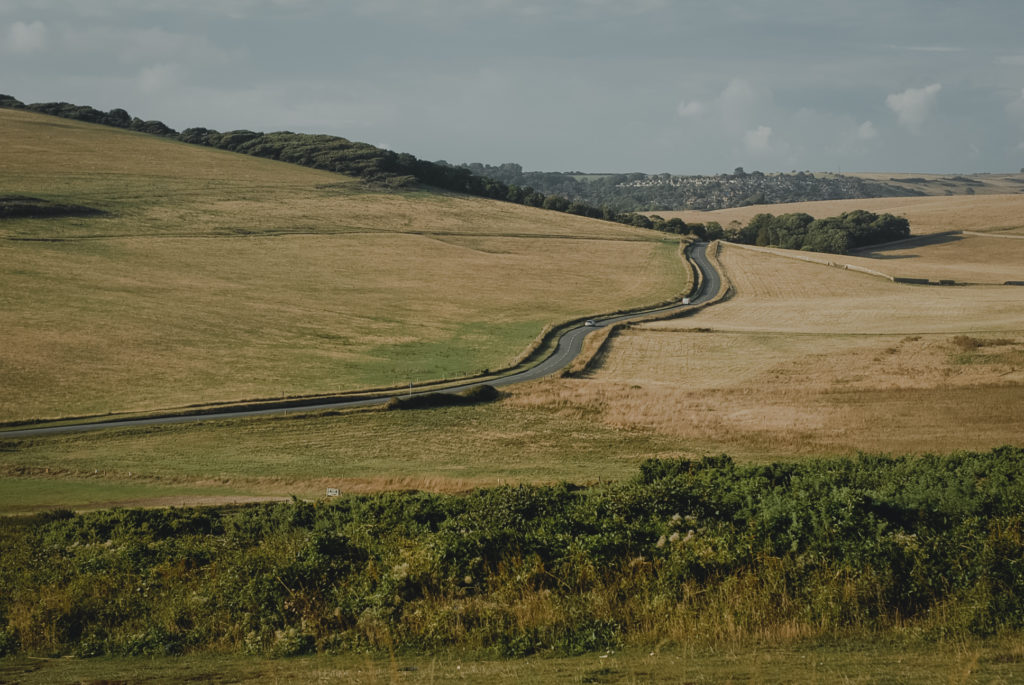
[0, 108, 689, 422]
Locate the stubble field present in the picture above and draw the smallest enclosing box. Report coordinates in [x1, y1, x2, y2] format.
[659, 193, 1024, 236]
[514, 242, 1024, 457]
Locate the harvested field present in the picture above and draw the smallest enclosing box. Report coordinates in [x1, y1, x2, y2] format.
[509, 244, 1024, 457]
[655, 245, 1022, 334]
[846, 232, 1024, 283]
[659, 193, 1024, 236]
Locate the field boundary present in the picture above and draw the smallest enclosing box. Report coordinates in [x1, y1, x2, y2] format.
[726, 242, 897, 281]
[728, 235, 1024, 287]
[963, 230, 1024, 240]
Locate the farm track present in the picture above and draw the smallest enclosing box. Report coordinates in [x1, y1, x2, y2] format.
[1, 243, 721, 439]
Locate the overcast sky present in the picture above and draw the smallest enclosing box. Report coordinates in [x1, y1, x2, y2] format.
[3, 0, 1024, 174]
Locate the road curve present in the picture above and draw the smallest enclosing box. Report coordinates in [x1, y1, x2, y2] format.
[2, 243, 721, 439]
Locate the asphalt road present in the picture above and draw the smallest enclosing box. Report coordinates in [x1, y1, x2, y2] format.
[1, 242, 721, 439]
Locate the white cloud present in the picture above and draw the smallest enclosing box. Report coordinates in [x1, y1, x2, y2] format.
[998, 55, 1024, 66]
[856, 120, 878, 140]
[6, 19, 46, 53]
[1008, 88, 1024, 118]
[676, 99, 704, 117]
[744, 125, 773, 153]
[903, 45, 965, 53]
[720, 78, 759, 118]
[138, 63, 181, 93]
[58, 25, 238, 66]
[886, 83, 941, 132]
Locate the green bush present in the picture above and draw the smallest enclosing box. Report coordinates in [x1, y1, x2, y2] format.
[2, 447, 1023, 657]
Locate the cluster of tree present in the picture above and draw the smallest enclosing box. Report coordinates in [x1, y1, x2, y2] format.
[727, 210, 910, 254]
[0, 95, 177, 136]
[455, 162, 923, 211]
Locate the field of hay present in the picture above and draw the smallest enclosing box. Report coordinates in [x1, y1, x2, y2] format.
[852, 171, 1024, 196]
[845, 232, 1024, 283]
[660, 193, 1024, 236]
[510, 243, 1024, 457]
[0, 109, 688, 422]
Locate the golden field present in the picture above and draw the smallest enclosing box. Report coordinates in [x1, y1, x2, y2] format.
[0, 109, 689, 422]
[843, 232, 1024, 283]
[510, 241, 1024, 457]
[659, 193, 1024, 236]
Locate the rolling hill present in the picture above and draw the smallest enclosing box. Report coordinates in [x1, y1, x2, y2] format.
[0, 107, 689, 423]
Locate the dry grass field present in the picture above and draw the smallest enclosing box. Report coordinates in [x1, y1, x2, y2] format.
[0, 109, 689, 422]
[852, 170, 1024, 196]
[510, 243, 1024, 457]
[6, 637, 1024, 684]
[659, 193, 1024, 236]
[0, 400, 688, 514]
[846, 232, 1024, 283]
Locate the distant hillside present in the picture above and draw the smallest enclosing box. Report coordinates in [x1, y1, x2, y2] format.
[454, 163, 923, 211]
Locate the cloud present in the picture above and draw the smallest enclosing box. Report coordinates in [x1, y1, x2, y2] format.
[6, 19, 46, 53]
[856, 120, 878, 140]
[350, 0, 666, 18]
[1008, 88, 1024, 119]
[57, 25, 238, 66]
[138, 63, 181, 93]
[998, 55, 1024, 66]
[676, 99, 704, 117]
[720, 78, 759, 119]
[903, 45, 965, 53]
[886, 83, 941, 132]
[744, 125, 773, 153]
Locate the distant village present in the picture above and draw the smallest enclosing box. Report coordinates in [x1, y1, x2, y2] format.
[456, 163, 921, 211]
[613, 169, 921, 210]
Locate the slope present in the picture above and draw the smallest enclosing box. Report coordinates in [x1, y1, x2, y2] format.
[0, 108, 689, 422]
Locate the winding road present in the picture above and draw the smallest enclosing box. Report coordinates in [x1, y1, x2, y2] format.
[1, 242, 721, 439]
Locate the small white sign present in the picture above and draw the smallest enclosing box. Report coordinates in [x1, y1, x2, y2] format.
[326, 488, 340, 497]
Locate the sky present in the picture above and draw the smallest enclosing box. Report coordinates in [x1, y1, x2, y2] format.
[3, 0, 1024, 175]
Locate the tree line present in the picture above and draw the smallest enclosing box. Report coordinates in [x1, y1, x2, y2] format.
[0, 95, 650, 230]
[726, 210, 911, 253]
[0, 95, 911, 252]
